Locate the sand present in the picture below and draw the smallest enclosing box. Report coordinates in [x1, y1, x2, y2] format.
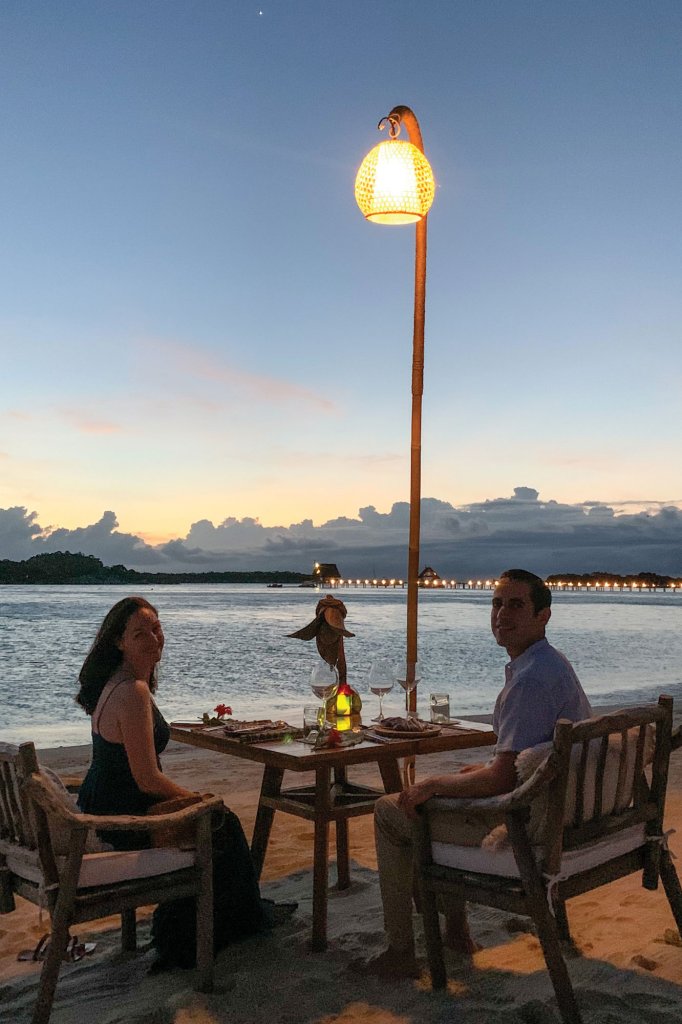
[1, 738, 681, 1024]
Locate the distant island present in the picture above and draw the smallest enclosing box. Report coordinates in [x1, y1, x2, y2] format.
[1, 552, 680, 589]
[0, 552, 309, 585]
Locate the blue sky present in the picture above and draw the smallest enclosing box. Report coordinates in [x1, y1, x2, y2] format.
[1, 1, 681, 574]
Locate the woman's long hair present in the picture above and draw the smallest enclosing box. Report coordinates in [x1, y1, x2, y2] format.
[76, 596, 159, 715]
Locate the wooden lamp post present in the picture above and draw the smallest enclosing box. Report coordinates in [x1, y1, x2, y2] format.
[355, 106, 435, 716]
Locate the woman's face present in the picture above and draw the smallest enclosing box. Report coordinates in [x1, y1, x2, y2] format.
[117, 607, 165, 666]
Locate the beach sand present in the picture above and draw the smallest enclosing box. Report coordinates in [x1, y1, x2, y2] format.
[1, 738, 681, 1024]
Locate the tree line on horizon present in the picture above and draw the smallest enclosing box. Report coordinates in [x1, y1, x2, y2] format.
[0, 552, 680, 588]
[0, 551, 308, 585]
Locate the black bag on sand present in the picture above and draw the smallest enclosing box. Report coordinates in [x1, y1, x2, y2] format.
[151, 807, 269, 969]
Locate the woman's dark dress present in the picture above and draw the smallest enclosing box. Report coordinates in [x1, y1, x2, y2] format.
[78, 689, 268, 967]
[78, 701, 169, 849]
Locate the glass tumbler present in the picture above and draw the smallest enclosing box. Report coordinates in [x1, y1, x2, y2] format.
[429, 693, 450, 723]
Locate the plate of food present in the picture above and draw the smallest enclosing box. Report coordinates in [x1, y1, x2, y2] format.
[371, 716, 442, 739]
[221, 719, 300, 742]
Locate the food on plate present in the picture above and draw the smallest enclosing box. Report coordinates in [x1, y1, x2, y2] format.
[222, 719, 287, 735]
[377, 716, 434, 733]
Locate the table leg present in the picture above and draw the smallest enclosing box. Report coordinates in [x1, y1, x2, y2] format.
[312, 765, 332, 951]
[333, 766, 350, 891]
[378, 756, 403, 794]
[251, 765, 284, 880]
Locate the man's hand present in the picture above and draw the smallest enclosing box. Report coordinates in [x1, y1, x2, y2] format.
[397, 778, 437, 819]
[396, 753, 519, 820]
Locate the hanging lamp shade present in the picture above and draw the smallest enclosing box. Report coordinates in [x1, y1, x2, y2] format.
[355, 139, 435, 224]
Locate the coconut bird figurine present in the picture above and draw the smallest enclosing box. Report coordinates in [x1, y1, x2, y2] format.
[288, 594, 362, 715]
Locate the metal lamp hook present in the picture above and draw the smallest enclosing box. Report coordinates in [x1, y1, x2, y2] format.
[377, 114, 401, 139]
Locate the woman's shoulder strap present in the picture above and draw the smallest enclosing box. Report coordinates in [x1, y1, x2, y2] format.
[92, 678, 128, 733]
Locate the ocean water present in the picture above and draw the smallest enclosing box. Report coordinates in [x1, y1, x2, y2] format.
[1, 584, 681, 747]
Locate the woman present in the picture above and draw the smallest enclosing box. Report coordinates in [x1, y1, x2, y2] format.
[76, 596, 272, 969]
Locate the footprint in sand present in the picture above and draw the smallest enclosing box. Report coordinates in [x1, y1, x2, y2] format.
[630, 953, 660, 971]
[620, 892, 645, 906]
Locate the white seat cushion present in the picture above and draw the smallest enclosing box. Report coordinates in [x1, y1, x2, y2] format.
[7, 846, 195, 888]
[432, 823, 646, 879]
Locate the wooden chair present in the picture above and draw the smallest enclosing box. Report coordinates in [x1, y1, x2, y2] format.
[413, 696, 682, 1024]
[0, 740, 221, 1024]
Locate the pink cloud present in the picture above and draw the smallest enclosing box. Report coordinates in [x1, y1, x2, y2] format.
[146, 339, 336, 412]
[59, 410, 122, 435]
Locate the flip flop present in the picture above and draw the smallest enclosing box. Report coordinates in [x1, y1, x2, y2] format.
[17, 934, 50, 962]
[16, 934, 97, 963]
[64, 936, 97, 962]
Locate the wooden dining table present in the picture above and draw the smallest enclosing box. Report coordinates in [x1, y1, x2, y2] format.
[170, 720, 496, 950]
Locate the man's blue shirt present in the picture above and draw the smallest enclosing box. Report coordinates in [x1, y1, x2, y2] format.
[492, 638, 592, 753]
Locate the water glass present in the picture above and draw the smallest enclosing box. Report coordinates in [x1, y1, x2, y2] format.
[303, 704, 324, 738]
[429, 692, 450, 723]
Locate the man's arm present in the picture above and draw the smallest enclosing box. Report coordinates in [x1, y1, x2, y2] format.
[397, 752, 518, 819]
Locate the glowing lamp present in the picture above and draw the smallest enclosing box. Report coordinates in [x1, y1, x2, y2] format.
[335, 687, 352, 716]
[355, 139, 435, 224]
[333, 678, 357, 717]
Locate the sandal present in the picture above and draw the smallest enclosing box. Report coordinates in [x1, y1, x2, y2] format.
[17, 934, 97, 963]
[17, 934, 50, 962]
[64, 935, 97, 961]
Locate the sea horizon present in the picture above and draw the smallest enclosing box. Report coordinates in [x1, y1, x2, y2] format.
[2, 583, 681, 749]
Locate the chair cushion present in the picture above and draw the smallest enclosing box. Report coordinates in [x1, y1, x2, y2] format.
[482, 724, 655, 850]
[6, 846, 196, 888]
[75, 847, 196, 887]
[520, 724, 653, 817]
[38, 767, 110, 855]
[432, 823, 646, 879]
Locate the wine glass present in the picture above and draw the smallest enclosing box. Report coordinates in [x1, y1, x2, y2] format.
[310, 661, 339, 724]
[368, 659, 394, 722]
[394, 659, 421, 719]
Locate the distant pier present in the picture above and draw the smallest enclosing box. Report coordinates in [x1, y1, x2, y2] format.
[316, 577, 680, 594]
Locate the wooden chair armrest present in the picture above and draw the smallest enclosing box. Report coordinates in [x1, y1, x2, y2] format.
[23, 775, 223, 832]
[420, 755, 558, 817]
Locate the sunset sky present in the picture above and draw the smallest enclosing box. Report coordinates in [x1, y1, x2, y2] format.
[2, 1, 681, 575]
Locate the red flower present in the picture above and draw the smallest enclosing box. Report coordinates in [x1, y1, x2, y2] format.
[214, 704, 232, 718]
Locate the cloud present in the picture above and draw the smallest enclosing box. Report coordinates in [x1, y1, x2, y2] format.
[142, 338, 336, 413]
[0, 508, 162, 565]
[2, 489, 682, 577]
[0, 506, 43, 559]
[58, 410, 122, 435]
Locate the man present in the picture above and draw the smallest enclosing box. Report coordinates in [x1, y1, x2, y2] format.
[364, 568, 592, 978]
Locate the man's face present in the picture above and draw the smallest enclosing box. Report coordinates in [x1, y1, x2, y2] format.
[490, 578, 551, 658]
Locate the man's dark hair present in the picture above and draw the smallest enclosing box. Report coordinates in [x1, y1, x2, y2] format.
[499, 569, 552, 614]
